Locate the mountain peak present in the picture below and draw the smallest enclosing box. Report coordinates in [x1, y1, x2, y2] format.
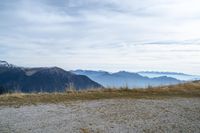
[0, 60, 15, 68]
[114, 71, 140, 76]
[42, 67, 73, 75]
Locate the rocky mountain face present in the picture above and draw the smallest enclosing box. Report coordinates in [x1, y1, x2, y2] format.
[0, 61, 102, 93]
[73, 70, 181, 88]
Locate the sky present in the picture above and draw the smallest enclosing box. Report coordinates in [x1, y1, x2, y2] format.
[0, 0, 200, 74]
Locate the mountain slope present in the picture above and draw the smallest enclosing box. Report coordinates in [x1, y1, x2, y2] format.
[0, 61, 102, 93]
[73, 70, 181, 88]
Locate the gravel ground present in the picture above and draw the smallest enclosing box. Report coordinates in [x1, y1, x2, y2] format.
[0, 98, 200, 133]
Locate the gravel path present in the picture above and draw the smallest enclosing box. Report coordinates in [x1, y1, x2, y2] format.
[0, 98, 200, 133]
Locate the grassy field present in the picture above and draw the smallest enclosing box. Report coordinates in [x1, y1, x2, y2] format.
[0, 81, 200, 106]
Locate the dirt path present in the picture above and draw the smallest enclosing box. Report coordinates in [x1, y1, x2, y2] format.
[0, 98, 200, 133]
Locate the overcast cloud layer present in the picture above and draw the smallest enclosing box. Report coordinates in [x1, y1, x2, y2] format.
[1, 0, 200, 74]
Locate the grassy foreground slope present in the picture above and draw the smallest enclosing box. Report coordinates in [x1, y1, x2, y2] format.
[0, 81, 200, 106]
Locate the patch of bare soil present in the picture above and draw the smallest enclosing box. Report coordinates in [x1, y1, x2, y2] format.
[0, 98, 200, 133]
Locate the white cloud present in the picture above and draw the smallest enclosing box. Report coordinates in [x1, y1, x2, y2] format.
[0, 0, 200, 74]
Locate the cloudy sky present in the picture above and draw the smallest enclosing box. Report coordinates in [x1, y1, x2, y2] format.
[1, 0, 200, 74]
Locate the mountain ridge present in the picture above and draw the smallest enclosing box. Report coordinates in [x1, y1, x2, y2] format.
[73, 70, 181, 88]
[138, 71, 200, 81]
[0, 61, 102, 93]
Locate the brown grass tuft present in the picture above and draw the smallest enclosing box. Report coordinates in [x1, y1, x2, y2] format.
[80, 128, 90, 133]
[0, 81, 200, 106]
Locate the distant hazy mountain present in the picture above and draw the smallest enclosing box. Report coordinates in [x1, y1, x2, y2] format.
[0, 61, 102, 93]
[138, 71, 200, 81]
[73, 70, 181, 88]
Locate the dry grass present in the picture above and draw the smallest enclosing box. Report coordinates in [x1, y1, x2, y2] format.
[0, 81, 200, 106]
[80, 128, 90, 133]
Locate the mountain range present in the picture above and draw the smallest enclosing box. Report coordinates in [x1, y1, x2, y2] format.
[138, 71, 200, 81]
[1, 60, 199, 93]
[73, 70, 182, 88]
[0, 61, 101, 93]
